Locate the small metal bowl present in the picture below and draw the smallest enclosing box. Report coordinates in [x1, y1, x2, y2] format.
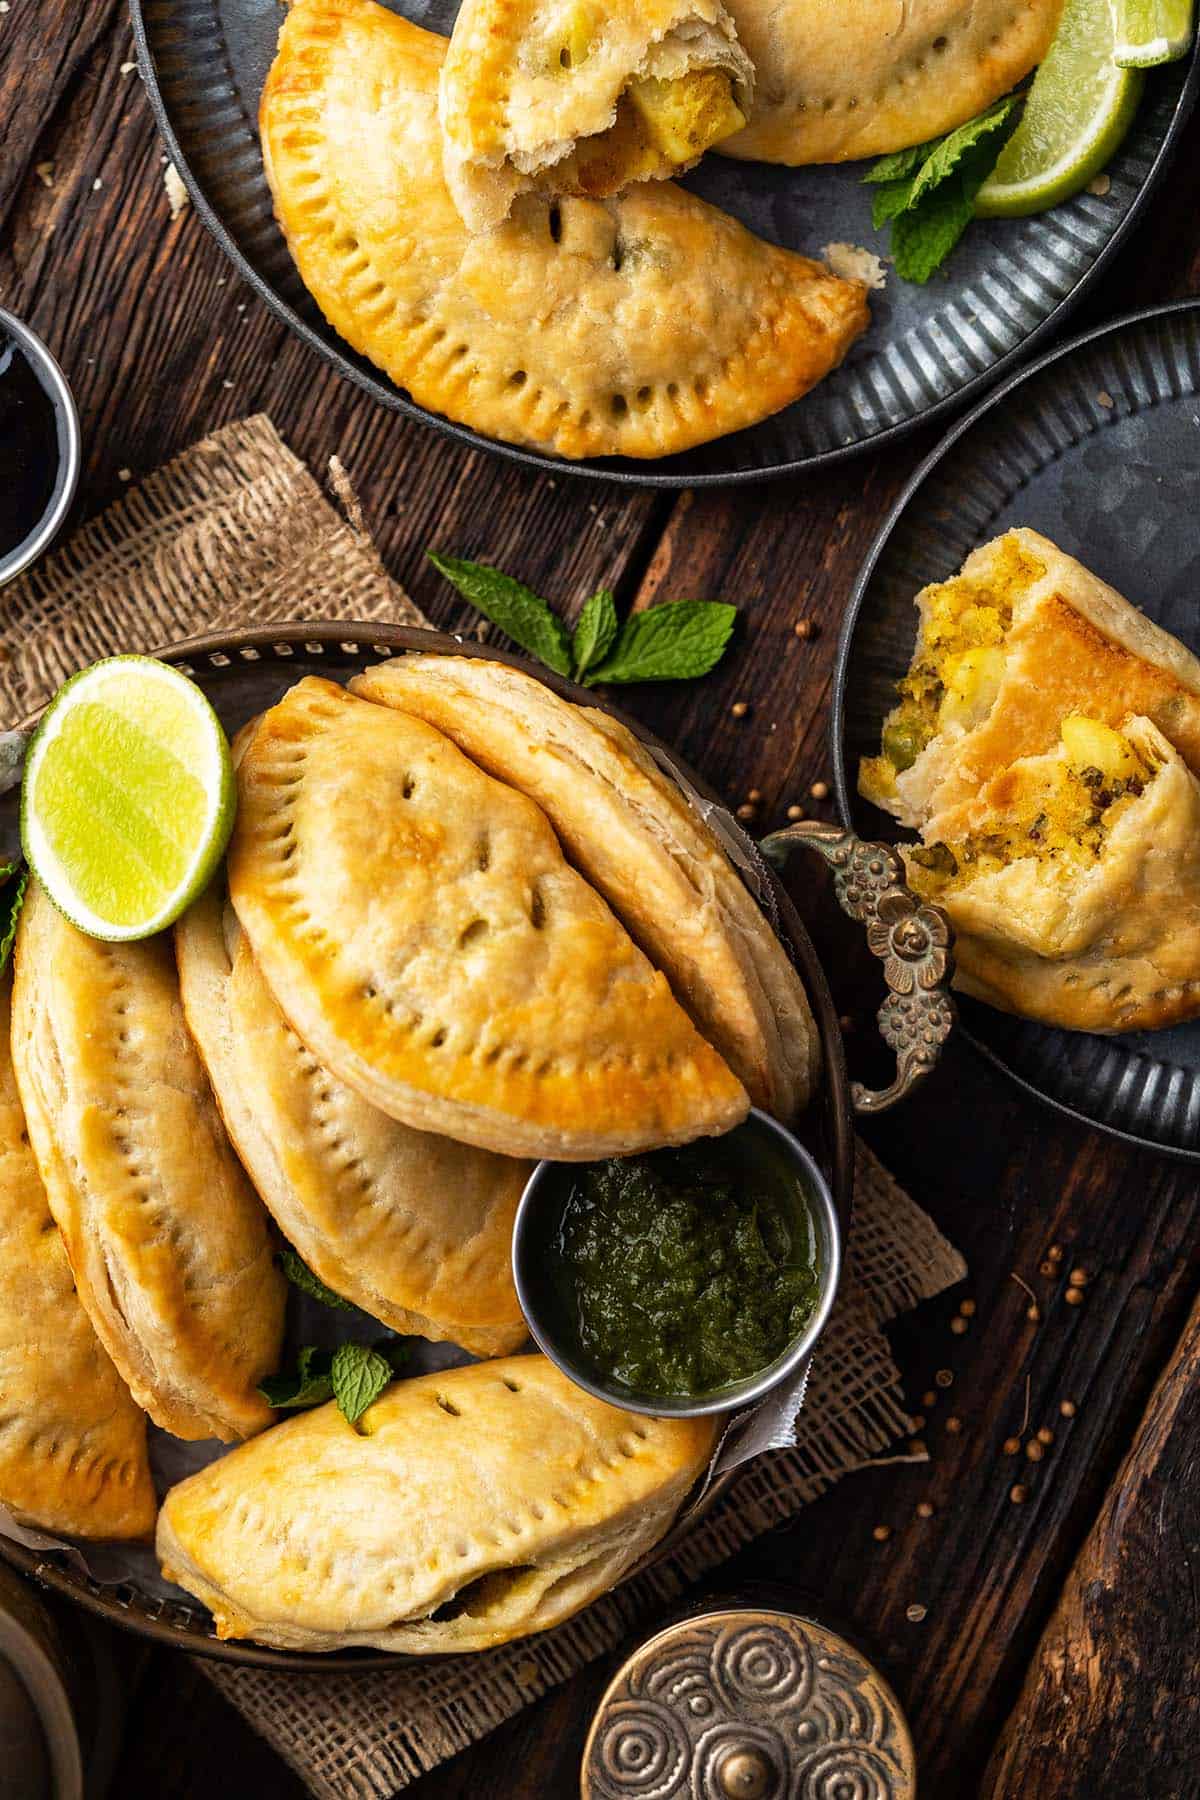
[511, 1108, 843, 1420]
[0, 309, 81, 588]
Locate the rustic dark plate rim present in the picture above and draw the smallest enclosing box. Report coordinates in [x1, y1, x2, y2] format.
[0, 619, 854, 1668]
[832, 295, 1200, 1165]
[129, 0, 1199, 490]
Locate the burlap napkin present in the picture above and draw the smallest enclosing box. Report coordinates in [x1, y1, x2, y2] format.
[4, 415, 966, 1799]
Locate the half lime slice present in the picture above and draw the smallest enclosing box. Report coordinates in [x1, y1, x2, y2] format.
[22, 656, 235, 940]
[1114, 0, 1195, 63]
[975, 0, 1144, 219]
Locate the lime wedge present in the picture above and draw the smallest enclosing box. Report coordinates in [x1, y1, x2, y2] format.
[21, 656, 235, 940]
[1114, 0, 1194, 63]
[975, 0, 1144, 219]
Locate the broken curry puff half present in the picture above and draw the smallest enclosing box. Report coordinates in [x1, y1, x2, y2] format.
[0, 971, 155, 1540]
[859, 529, 1200, 842]
[10, 881, 286, 1443]
[156, 1355, 715, 1652]
[176, 883, 530, 1358]
[720, 0, 1061, 165]
[440, 0, 754, 233]
[227, 678, 748, 1161]
[352, 654, 818, 1120]
[259, 0, 869, 461]
[904, 715, 1200, 1034]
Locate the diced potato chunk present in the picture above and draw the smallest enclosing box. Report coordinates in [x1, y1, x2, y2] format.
[625, 70, 745, 165]
[937, 646, 1005, 731]
[1060, 715, 1145, 784]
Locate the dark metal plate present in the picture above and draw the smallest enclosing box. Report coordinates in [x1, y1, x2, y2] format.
[0, 622, 853, 1668]
[131, 0, 1199, 487]
[835, 299, 1200, 1161]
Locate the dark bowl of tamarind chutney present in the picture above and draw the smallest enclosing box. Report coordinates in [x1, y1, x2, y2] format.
[0, 309, 80, 587]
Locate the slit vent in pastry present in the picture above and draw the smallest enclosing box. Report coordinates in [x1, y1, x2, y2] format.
[156, 1355, 715, 1652]
[351, 654, 818, 1117]
[227, 677, 748, 1159]
[10, 882, 286, 1442]
[176, 882, 530, 1357]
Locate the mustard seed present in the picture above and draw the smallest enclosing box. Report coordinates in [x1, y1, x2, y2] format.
[731, 701, 749, 718]
[1039, 1260, 1055, 1277]
[1003, 1436, 1021, 1455]
[922, 1391, 937, 1409]
[906, 1603, 927, 1623]
[1047, 1244, 1064, 1262]
[910, 1414, 926, 1431]
[1024, 1440, 1044, 1463]
[1010, 1484, 1028, 1504]
[916, 1501, 935, 1519]
[1037, 1427, 1054, 1446]
[786, 803, 805, 822]
[747, 788, 762, 803]
[793, 618, 816, 640]
[1026, 1305, 1041, 1323]
[959, 1299, 976, 1317]
[1065, 1286, 1085, 1306]
[810, 780, 830, 800]
[935, 1369, 954, 1388]
[1069, 1268, 1089, 1287]
[1060, 1400, 1077, 1419]
[944, 1415, 962, 1435]
[736, 803, 757, 822]
[950, 1316, 968, 1335]
[872, 1524, 891, 1542]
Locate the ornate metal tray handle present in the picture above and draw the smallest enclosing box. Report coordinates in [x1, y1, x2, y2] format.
[762, 821, 956, 1114]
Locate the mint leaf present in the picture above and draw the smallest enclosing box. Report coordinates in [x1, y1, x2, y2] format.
[279, 1248, 356, 1312]
[428, 553, 572, 677]
[891, 129, 1016, 283]
[0, 864, 26, 977]
[571, 589, 619, 681]
[258, 1345, 335, 1410]
[863, 144, 929, 184]
[872, 176, 921, 229]
[906, 94, 1023, 206]
[332, 1342, 392, 1426]
[587, 601, 736, 685]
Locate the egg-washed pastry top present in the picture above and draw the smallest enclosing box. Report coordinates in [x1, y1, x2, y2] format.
[176, 883, 530, 1357]
[859, 529, 1200, 843]
[352, 654, 818, 1119]
[0, 972, 155, 1540]
[720, 0, 1062, 165]
[10, 882, 286, 1443]
[440, 0, 754, 233]
[156, 1355, 715, 1652]
[259, 0, 870, 461]
[905, 715, 1200, 1034]
[227, 677, 748, 1160]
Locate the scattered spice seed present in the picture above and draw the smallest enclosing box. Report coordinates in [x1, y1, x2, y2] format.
[872, 1524, 891, 1542]
[810, 780, 830, 800]
[1010, 1484, 1028, 1505]
[959, 1299, 976, 1317]
[1039, 1260, 1055, 1277]
[1060, 1400, 1077, 1419]
[793, 618, 816, 640]
[944, 1415, 962, 1435]
[786, 803, 805, 822]
[735, 803, 757, 822]
[922, 1391, 937, 1409]
[1069, 1268, 1089, 1287]
[908, 1439, 927, 1457]
[730, 701, 749, 718]
[747, 788, 762, 803]
[910, 1414, 926, 1431]
[1024, 1440, 1044, 1463]
[1097, 390, 1115, 410]
[935, 1369, 954, 1388]
[1065, 1286, 1085, 1306]
[1047, 1244, 1064, 1263]
[906, 1604, 927, 1623]
[950, 1317, 968, 1335]
[1026, 1305, 1041, 1323]
[1037, 1427, 1054, 1446]
[1003, 1436, 1021, 1455]
[916, 1501, 935, 1519]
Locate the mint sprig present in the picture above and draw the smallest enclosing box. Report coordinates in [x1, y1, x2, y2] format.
[258, 1339, 407, 1426]
[330, 1342, 393, 1427]
[0, 863, 26, 977]
[863, 93, 1023, 283]
[429, 553, 737, 687]
[258, 1344, 336, 1410]
[278, 1247, 357, 1313]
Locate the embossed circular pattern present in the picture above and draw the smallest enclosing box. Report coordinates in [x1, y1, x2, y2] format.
[132, 0, 1197, 486]
[836, 300, 1200, 1159]
[582, 1608, 915, 1798]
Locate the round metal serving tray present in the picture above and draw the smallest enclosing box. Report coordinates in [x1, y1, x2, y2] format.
[0, 623, 863, 1670]
[835, 298, 1200, 1162]
[131, 0, 1198, 487]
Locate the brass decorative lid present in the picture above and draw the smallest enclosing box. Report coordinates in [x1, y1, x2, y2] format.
[581, 1604, 916, 1798]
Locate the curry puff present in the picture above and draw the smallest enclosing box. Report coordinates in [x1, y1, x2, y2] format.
[176, 884, 530, 1357]
[860, 529, 1200, 842]
[227, 678, 748, 1161]
[352, 655, 818, 1119]
[156, 1356, 714, 1652]
[259, 0, 869, 461]
[720, 0, 1062, 166]
[904, 716, 1200, 1034]
[0, 973, 155, 1540]
[440, 0, 753, 232]
[11, 883, 286, 1442]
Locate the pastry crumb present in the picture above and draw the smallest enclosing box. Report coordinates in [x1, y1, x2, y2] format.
[1087, 174, 1111, 197]
[1096, 390, 1115, 410]
[120, 59, 137, 74]
[35, 161, 55, 189]
[164, 161, 190, 219]
[118, 467, 133, 482]
[822, 242, 887, 290]
[0, 7, 11, 18]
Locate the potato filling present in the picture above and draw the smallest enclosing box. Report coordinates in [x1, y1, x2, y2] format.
[906, 717, 1152, 901]
[860, 538, 1047, 808]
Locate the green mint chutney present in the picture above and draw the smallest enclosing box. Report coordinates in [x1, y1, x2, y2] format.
[548, 1137, 820, 1398]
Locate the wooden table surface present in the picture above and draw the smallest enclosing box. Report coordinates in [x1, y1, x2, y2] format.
[5, 7, 1200, 1796]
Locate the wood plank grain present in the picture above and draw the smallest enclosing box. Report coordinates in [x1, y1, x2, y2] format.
[0, 0, 119, 232]
[980, 1284, 1200, 1798]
